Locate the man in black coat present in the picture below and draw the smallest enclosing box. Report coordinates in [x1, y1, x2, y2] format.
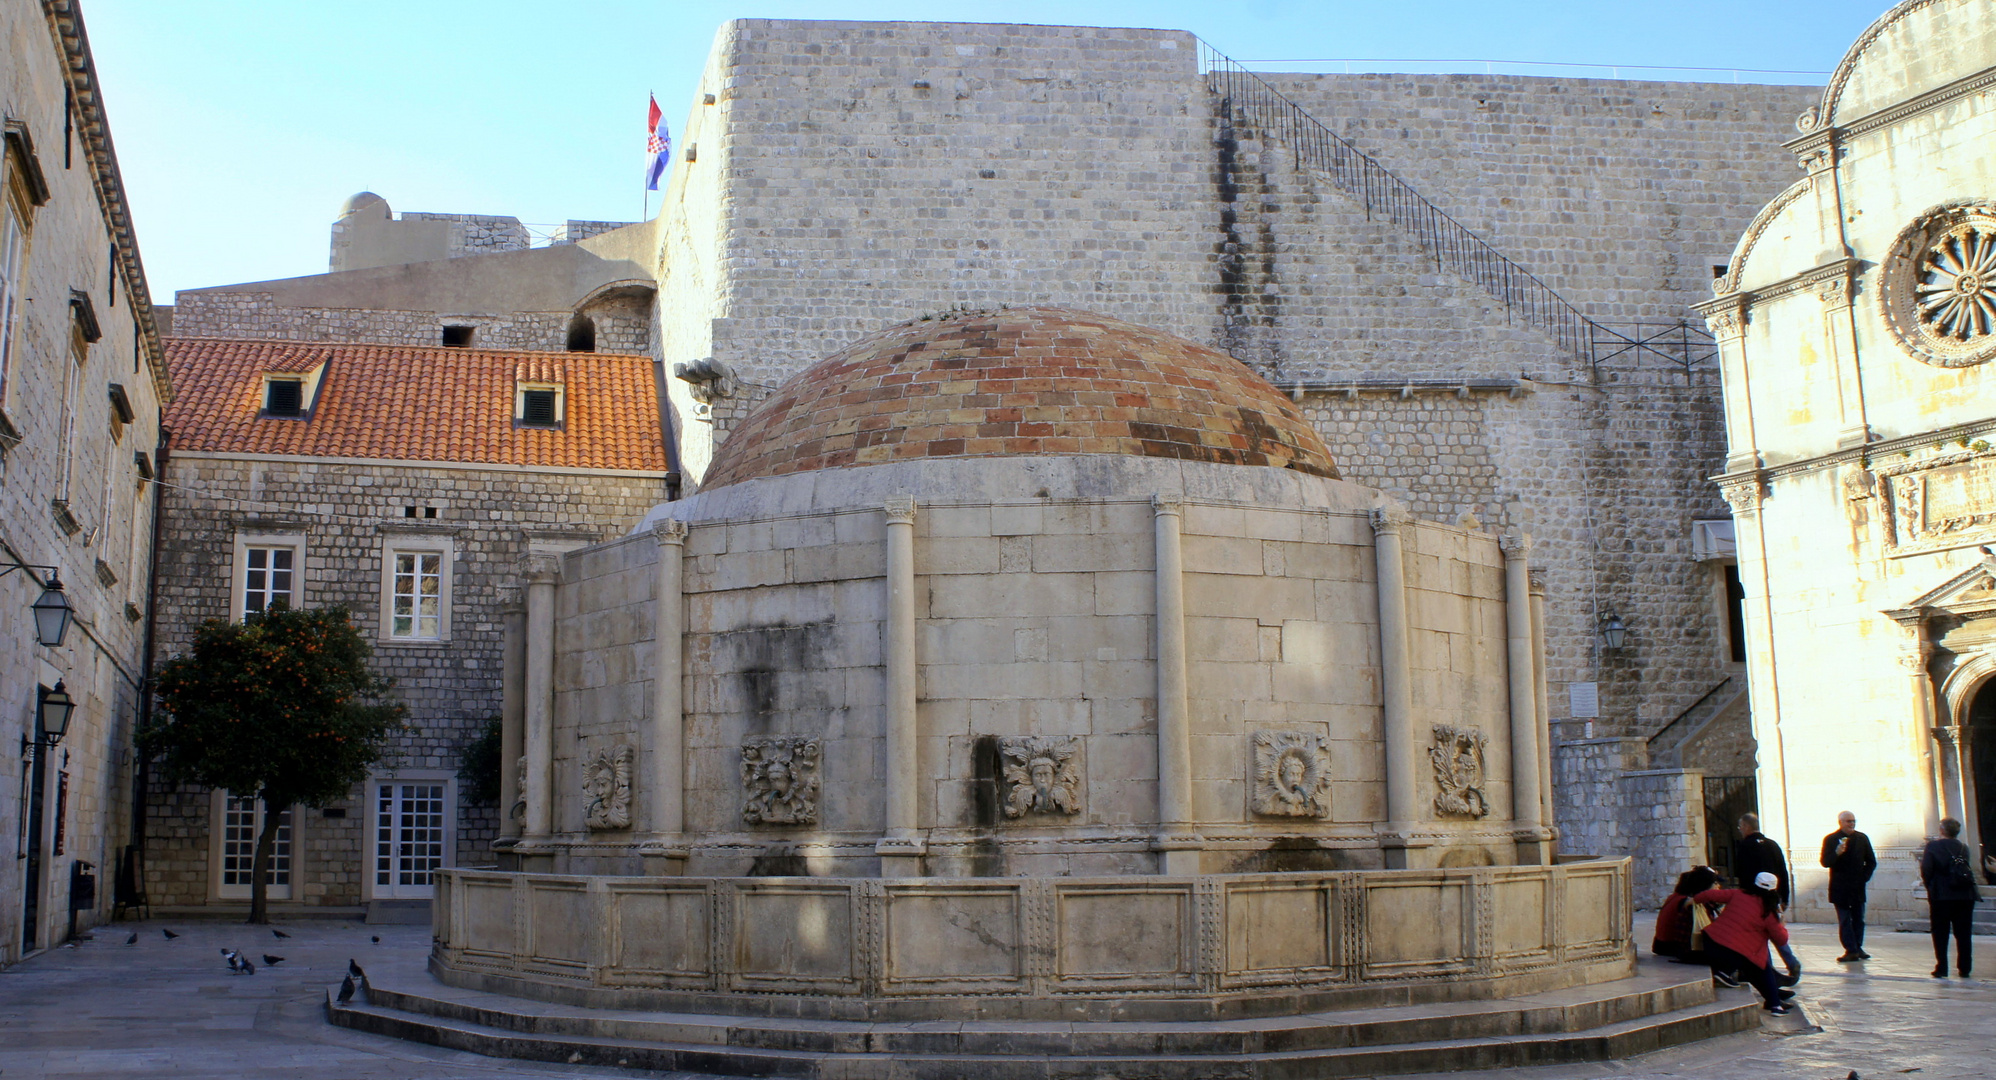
[1820, 810, 1878, 961]
[1920, 816, 1981, 978]
[1736, 812, 1801, 981]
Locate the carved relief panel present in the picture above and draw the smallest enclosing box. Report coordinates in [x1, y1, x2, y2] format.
[1249, 730, 1331, 818]
[997, 735, 1082, 818]
[742, 736, 821, 826]
[582, 743, 634, 830]
[1429, 725, 1490, 819]
[1878, 448, 1996, 557]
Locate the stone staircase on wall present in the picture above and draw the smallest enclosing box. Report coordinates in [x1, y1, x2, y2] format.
[328, 956, 1761, 1079]
[1647, 676, 1749, 769]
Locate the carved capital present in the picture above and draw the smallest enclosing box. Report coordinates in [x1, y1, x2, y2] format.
[1370, 505, 1411, 535]
[497, 586, 525, 614]
[650, 517, 688, 547]
[524, 553, 562, 585]
[1718, 475, 1767, 516]
[1703, 303, 1749, 341]
[1151, 493, 1185, 516]
[1817, 271, 1853, 309]
[883, 495, 917, 526]
[1932, 725, 1960, 748]
[1527, 567, 1548, 595]
[1498, 534, 1532, 560]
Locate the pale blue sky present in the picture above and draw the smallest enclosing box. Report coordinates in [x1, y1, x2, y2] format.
[80, 1, 1889, 302]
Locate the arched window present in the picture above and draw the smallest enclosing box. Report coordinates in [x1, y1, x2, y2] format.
[566, 313, 596, 353]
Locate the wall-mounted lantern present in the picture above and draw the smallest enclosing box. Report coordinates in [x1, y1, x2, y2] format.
[3, 562, 73, 647]
[36, 681, 75, 747]
[1599, 611, 1629, 652]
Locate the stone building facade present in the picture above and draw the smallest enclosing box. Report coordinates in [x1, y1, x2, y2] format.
[1702, 0, 1996, 922]
[143, 339, 669, 914]
[158, 20, 1829, 897]
[0, 0, 170, 965]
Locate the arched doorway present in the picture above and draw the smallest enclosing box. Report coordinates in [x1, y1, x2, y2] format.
[1972, 681, 1996, 884]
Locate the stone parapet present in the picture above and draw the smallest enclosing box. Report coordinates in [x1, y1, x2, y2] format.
[432, 858, 1634, 1021]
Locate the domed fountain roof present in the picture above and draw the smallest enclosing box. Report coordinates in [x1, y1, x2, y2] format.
[700, 307, 1338, 490]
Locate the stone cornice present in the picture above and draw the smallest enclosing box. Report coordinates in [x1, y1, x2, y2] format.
[42, 0, 171, 402]
[1712, 414, 1996, 488]
[1706, 176, 1816, 298]
[1793, 57, 1996, 164]
[1700, 257, 1864, 314]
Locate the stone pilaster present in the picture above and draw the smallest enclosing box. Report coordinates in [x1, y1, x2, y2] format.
[1371, 506, 1423, 867]
[645, 520, 689, 871]
[1151, 495, 1201, 874]
[522, 555, 560, 852]
[497, 588, 526, 847]
[1501, 535, 1547, 864]
[877, 496, 925, 874]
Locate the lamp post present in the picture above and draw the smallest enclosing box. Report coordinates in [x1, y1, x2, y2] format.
[4, 562, 75, 647]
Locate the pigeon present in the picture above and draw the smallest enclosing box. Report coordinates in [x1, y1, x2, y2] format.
[336, 974, 355, 1004]
[125, 932, 137, 946]
[262, 954, 285, 967]
[371, 935, 380, 943]
[348, 959, 366, 981]
[240, 958, 255, 975]
[161, 928, 179, 939]
[225, 951, 240, 973]
[270, 928, 290, 939]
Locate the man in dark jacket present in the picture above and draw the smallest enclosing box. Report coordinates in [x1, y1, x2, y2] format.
[1820, 810, 1878, 961]
[1736, 814, 1792, 908]
[1736, 813, 1800, 981]
[1920, 816, 1981, 978]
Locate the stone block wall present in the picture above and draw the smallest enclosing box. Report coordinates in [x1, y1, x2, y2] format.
[1551, 737, 1705, 907]
[142, 453, 670, 908]
[167, 293, 653, 357]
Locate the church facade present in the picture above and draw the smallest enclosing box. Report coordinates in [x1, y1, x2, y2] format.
[1703, 0, 1996, 921]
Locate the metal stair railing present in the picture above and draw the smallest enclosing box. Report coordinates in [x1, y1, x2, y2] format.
[1197, 40, 1715, 380]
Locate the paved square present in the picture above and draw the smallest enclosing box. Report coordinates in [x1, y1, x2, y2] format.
[0, 918, 1988, 1078]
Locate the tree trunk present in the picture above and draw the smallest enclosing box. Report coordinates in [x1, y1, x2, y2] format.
[247, 797, 285, 924]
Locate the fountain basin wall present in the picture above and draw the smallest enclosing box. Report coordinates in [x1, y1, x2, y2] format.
[431, 859, 1633, 1022]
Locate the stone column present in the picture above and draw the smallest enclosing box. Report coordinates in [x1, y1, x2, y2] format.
[645, 520, 689, 871]
[1818, 272, 1873, 448]
[1501, 535, 1547, 865]
[523, 554, 560, 844]
[877, 496, 926, 875]
[1702, 302, 1761, 474]
[1892, 622, 1943, 837]
[1151, 496, 1201, 874]
[497, 588, 526, 846]
[1935, 726, 1968, 827]
[1372, 507, 1422, 869]
[1529, 568, 1555, 852]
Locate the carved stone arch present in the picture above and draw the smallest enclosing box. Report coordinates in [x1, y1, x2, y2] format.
[1941, 650, 1996, 730]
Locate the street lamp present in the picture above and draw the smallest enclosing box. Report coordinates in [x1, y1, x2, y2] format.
[32, 573, 73, 648]
[1599, 612, 1629, 652]
[37, 681, 75, 745]
[3, 562, 74, 647]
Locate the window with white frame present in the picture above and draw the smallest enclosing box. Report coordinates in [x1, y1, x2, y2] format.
[231, 532, 305, 622]
[0, 188, 26, 409]
[380, 535, 452, 642]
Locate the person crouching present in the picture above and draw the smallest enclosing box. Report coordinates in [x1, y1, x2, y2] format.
[1653, 866, 1720, 962]
[1693, 871, 1796, 1014]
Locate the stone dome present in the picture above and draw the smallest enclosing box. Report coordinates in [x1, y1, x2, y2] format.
[700, 307, 1339, 490]
[338, 190, 389, 218]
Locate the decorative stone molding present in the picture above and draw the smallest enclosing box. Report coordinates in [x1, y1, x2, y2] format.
[582, 744, 634, 830]
[1151, 493, 1184, 515]
[1875, 446, 1996, 556]
[1881, 203, 1996, 368]
[1717, 474, 1768, 517]
[997, 736, 1083, 818]
[1429, 725, 1490, 819]
[742, 736, 822, 826]
[524, 552, 562, 584]
[510, 754, 527, 826]
[1498, 534, 1531, 559]
[1526, 567, 1548, 595]
[650, 517, 688, 545]
[1249, 730, 1331, 818]
[1369, 505, 1411, 535]
[883, 495, 917, 525]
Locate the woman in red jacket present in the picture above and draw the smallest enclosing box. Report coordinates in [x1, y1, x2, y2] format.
[1693, 872, 1795, 1014]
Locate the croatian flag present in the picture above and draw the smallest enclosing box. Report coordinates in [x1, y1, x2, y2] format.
[646, 95, 671, 191]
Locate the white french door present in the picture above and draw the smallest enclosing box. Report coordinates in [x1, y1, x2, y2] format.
[372, 780, 450, 898]
[216, 795, 293, 900]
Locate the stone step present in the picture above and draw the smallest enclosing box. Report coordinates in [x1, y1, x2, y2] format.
[325, 962, 1762, 1078]
[363, 899, 431, 925]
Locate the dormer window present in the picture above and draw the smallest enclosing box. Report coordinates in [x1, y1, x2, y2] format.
[264, 378, 303, 417]
[518, 386, 560, 427]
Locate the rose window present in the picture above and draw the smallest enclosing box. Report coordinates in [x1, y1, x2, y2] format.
[1915, 223, 1996, 342]
[1883, 204, 1996, 368]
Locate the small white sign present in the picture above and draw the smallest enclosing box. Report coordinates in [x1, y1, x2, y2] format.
[1568, 681, 1600, 719]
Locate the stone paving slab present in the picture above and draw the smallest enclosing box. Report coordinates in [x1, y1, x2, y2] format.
[0, 919, 1988, 1078]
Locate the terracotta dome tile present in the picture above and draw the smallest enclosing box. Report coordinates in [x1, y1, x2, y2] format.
[701, 307, 1338, 490]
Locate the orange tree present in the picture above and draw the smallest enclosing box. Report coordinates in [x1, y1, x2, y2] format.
[145, 605, 404, 923]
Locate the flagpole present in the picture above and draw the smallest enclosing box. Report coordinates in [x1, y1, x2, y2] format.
[642, 89, 654, 222]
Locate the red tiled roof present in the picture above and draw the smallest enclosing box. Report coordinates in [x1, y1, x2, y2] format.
[162, 338, 668, 471]
[702, 307, 1339, 490]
